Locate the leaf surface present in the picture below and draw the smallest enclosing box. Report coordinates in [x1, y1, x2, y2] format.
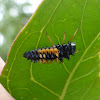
[0, 0, 100, 100]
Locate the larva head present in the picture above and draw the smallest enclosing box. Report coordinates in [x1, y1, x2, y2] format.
[23, 51, 32, 59]
[70, 42, 76, 55]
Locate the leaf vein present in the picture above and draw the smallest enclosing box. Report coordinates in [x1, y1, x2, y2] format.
[12, 88, 33, 95]
[70, 67, 97, 83]
[7, 31, 39, 94]
[81, 79, 96, 100]
[30, 63, 60, 97]
[81, 52, 99, 62]
[80, 0, 87, 49]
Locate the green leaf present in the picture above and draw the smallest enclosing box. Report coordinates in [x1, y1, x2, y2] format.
[0, 0, 100, 100]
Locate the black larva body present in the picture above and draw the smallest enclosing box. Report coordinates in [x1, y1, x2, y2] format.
[23, 42, 76, 63]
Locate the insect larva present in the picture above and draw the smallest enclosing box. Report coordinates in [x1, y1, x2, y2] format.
[23, 28, 79, 63]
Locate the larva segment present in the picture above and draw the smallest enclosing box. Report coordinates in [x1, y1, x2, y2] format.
[39, 54, 42, 58]
[43, 54, 46, 58]
[45, 48, 49, 53]
[38, 49, 43, 59]
[50, 48, 54, 54]
[54, 48, 59, 57]
[42, 48, 46, 53]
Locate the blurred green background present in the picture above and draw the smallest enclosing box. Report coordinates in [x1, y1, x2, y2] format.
[0, 0, 43, 61]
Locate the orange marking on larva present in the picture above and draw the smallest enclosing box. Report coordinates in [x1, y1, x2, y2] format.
[54, 48, 59, 57]
[46, 48, 49, 53]
[50, 48, 54, 54]
[38, 49, 42, 54]
[42, 49, 46, 53]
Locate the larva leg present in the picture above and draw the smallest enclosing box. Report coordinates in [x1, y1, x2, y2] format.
[62, 32, 66, 44]
[68, 28, 79, 43]
[45, 33, 54, 46]
[75, 49, 80, 54]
